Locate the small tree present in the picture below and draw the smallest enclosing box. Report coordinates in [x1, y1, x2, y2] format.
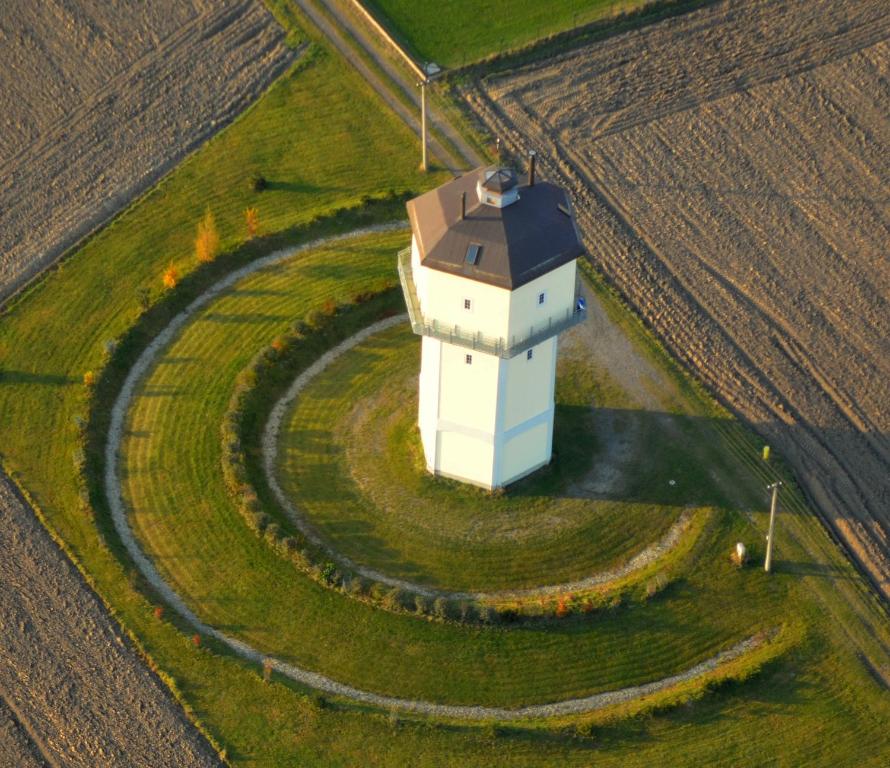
[245, 207, 260, 239]
[321, 562, 337, 585]
[137, 286, 151, 312]
[195, 208, 220, 263]
[83, 370, 96, 388]
[162, 263, 178, 290]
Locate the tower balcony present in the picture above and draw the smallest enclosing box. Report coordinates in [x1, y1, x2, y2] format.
[397, 247, 586, 359]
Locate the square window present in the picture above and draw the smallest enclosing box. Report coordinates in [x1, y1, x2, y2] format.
[465, 354, 473, 365]
[538, 292, 546, 305]
[464, 298, 472, 311]
[527, 348, 534, 360]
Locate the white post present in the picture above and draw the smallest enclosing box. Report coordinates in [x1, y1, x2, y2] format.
[764, 481, 782, 572]
[420, 79, 428, 172]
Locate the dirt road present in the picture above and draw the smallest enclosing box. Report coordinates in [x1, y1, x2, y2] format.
[314, 0, 482, 168]
[290, 0, 480, 173]
[0, 0, 295, 303]
[466, 0, 890, 597]
[0, 476, 221, 767]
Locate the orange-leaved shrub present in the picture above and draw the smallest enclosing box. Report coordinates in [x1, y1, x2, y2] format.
[195, 208, 220, 263]
[245, 207, 259, 239]
[162, 263, 178, 289]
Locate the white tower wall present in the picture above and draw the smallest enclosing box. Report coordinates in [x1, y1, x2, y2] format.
[412, 235, 577, 489]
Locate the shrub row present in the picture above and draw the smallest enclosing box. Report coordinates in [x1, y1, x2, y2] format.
[219, 290, 683, 625]
[217, 290, 526, 625]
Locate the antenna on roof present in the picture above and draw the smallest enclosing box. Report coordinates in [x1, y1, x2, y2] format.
[528, 150, 536, 187]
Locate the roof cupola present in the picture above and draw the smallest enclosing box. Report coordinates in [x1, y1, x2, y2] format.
[476, 168, 519, 208]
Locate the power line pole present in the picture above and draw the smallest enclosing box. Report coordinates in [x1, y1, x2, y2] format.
[419, 78, 428, 172]
[764, 481, 782, 572]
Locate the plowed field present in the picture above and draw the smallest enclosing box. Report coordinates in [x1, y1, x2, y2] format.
[0, 476, 220, 768]
[467, 0, 890, 596]
[0, 0, 294, 301]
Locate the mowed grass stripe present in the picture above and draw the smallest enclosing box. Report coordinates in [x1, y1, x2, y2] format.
[279, 323, 682, 589]
[124, 246, 388, 610]
[120, 231, 782, 707]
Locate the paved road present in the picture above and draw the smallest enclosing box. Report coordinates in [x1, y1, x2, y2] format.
[0, 476, 221, 768]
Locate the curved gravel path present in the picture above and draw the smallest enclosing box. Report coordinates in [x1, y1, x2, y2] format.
[262, 317, 694, 601]
[105, 227, 763, 719]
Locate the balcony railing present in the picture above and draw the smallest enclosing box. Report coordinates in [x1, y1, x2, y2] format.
[397, 247, 587, 359]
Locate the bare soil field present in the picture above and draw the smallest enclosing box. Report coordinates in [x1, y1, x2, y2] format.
[0, 695, 47, 768]
[467, 0, 890, 597]
[0, 0, 295, 302]
[0, 476, 221, 768]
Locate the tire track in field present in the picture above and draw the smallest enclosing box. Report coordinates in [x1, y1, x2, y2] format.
[0, 693, 51, 768]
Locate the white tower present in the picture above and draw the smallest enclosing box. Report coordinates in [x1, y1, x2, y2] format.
[398, 161, 586, 489]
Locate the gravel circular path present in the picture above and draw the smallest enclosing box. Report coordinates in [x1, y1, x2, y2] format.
[105, 227, 762, 719]
[262, 317, 694, 601]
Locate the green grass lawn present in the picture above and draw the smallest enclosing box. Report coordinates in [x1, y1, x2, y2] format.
[121, 230, 783, 706]
[0, 33, 437, 573]
[363, 0, 666, 67]
[0, 1, 886, 764]
[276, 321, 708, 591]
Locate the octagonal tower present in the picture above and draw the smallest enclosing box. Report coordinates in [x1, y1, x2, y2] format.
[398, 161, 586, 489]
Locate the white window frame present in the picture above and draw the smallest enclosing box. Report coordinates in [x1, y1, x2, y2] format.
[538, 291, 547, 306]
[463, 297, 473, 312]
[465, 353, 473, 365]
[527, 348, 534, 360]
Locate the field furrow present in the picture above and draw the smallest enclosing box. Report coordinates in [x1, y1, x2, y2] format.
[0, 0, 295, 301]
[472, 0, 890, 596]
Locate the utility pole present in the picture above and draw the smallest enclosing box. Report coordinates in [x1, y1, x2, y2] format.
[764, 481, 782, 572]
[419, 78, 428, 172]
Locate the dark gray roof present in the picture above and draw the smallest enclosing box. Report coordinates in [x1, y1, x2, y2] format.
[407, 166, 584, 290]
